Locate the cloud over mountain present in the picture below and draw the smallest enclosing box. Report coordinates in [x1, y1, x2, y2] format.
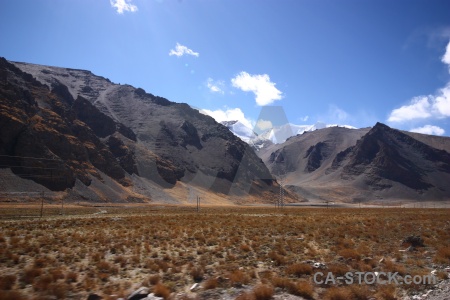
[200, 107, 253, 130]
[411, 125, 445, 136]
[231, 72, 283, 106]
[387, 41, 450, 126]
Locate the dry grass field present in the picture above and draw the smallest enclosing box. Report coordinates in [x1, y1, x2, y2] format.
[0, 204, 449, 300]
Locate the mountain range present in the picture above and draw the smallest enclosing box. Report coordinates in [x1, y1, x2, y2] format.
[1, 57, 450, 204]
[257, 123, 450, 203]
[0, 57, 285, 204]
[221, 120, 356, 147]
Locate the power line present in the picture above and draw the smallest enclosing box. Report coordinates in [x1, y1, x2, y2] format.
[0, 165, 60, 170]
[0, 154, 63, 162]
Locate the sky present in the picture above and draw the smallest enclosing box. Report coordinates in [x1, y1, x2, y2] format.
[1, 0, 450, 136]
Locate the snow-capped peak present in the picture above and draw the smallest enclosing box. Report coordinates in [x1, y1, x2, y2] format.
[220, 120, 258, 143]
[223, 120, 357, 145]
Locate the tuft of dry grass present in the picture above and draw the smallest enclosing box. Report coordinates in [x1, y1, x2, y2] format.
[230, 270, 251, 287]
[286, 263, 313, 277]
[434, 246, 450, 263]
[0, 290, 26, 300]
[153, 282, 171, 299]
[0, 275, 16, 290]
[323, 287, 353, 300]
[190, 266, 204, 282]
[202, 277, 218, 290]
[252, 284, 274, 300]
[147, 274, 160, 285]
[289, 281, 314, 299]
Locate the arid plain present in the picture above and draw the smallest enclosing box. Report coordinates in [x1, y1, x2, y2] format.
[1, 204, 449, 300]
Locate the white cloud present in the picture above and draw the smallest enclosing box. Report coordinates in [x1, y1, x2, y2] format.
[387, 84, 450, 123]
[256, 119, 273, 131]
[110, 0, 138, 14]
[388, 41, 450, 123]
[387, 96, 432, 122]
[434, 84, 450, 116]
[206, 78, 224, 94]
[200, 107, 253, 129]
[442, 40, 450, 70]
[410, 125, 445, 136]
[169, 43, 199, 57]
[231, 71, 283, 106]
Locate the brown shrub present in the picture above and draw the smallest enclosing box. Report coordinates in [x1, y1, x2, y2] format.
[323, 286, 353, 300]
[153, 283, 171, 299]
[338, 248, 361, 260]
[349, 285, 373, 300]
[435, 246, 450, 263]
[230, 270, 250, 287]
[0, 275, 16, 290]
[286, 263, 313, 277]
[34, 274, 52, 291]
[33, 257, 47, 268]
[375, 284, 397, 300]
[327, 264, 350, 277]
[267, 251, 287, 266]
[65, 271, 78, 283]
[252, 284, 274, 300]
[271, 276, 293, 290]
[240, 244, 251, 252]
[21, 267, 42, 285]
[202, 277, 218, 290]
[49, 268, 65, 281]
[48, 282, 68, 299]
[0, 290, 26, 300]
[190, 267, 204, 282]
[289, 281, 314, 299]
[148, 274, 160, 285]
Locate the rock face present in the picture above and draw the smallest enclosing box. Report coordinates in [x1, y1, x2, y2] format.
[259, 123, 450, 202]
[0, 58, 133, 191]
[333, 123, 450, 191]
[0, 57, 281, 203]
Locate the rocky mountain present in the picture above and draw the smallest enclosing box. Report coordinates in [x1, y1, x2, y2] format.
[220, 120, 257, 143]
[259, 123, 450, 203]
[224, 120, 356, 146]
[0, 58, 286, 204]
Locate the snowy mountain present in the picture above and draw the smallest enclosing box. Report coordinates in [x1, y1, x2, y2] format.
[220, 120, 257, 143]
[223, 120, 356, 145]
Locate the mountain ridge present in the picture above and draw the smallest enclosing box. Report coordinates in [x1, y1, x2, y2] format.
[260, 123, 450, 203]
[1, 57, 286, 204]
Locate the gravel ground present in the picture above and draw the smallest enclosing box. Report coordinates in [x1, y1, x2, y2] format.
[405, 279, 450, 300]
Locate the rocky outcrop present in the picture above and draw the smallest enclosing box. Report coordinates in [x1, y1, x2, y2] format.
[0, 57, 137, 191]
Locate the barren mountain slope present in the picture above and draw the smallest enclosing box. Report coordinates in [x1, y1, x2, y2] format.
[261, 123, 450, 203]
[1, 58, 285, 204]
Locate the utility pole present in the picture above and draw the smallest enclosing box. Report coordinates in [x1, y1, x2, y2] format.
[40, 191, 44, 218]
[279, 178, 284, 208]
[196, 196, 200, 212]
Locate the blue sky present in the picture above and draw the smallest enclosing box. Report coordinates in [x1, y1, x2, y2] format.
[1, 0, 450, 136]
